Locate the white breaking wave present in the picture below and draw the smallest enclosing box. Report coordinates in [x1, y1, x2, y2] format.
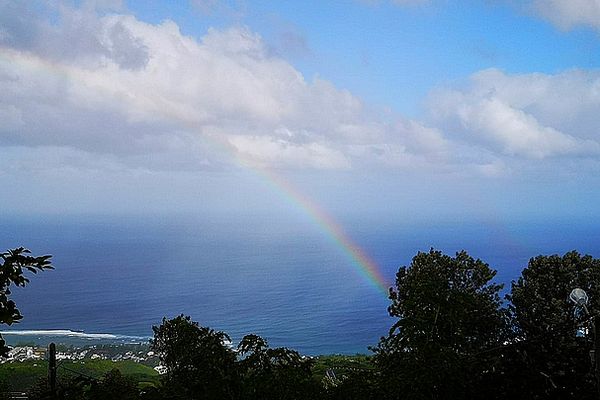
[0, 330, 149, 340]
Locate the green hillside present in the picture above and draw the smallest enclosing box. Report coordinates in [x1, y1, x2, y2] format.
[0, 360, 159, 391]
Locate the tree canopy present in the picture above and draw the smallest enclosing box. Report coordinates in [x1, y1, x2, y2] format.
[150, 314, 238, 399]
[507, 251, 600, 398]
[373, 249, 509, 400]
[0, 247, 53, 357]
[237, 334, 320, 400]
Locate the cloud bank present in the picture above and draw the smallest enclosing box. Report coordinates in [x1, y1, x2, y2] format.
[531, 0, 600, 30]
[0, 2, 451, 173]
[367, 0, 600, 31]
[429, 68, 600, 160]
[1, 2, 599, 182]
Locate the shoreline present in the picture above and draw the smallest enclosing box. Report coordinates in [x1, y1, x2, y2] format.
[1, 330, 151, 348]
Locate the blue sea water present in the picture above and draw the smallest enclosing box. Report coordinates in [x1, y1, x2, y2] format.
[0, 213, 599, 355]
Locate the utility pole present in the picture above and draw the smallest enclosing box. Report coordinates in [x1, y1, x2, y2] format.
[48, 342, 57, 399]
[594, 315, 600, 400]
[569, 289, 600, 399]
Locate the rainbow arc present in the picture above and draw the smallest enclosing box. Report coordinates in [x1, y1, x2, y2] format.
[1, 47, 391, 296]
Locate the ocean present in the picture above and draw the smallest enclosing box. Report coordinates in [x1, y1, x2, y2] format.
[1, 213, 598, 355]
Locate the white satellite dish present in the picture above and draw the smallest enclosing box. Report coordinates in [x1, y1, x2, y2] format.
[570, 288, 589, 307]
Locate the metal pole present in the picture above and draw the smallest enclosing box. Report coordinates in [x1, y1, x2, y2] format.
[48, 342, 57, 399]
[594, 316, 600, 400]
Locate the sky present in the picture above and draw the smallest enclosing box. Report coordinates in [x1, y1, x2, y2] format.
[1, 0, 600, 223]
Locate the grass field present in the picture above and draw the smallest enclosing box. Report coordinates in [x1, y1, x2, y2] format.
[0, 360, 159, 391]
[312, 354, 374, 379]
[1, 354, 373, 391]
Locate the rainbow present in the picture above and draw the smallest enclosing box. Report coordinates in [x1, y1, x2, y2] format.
[0, 47, 392, 296]
[256, 168, 390, 295]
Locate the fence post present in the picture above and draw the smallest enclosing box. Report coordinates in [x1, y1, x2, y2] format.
[48, 342, 57, 399]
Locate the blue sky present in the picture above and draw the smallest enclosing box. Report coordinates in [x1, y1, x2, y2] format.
[127, 0, 600, 115]
[1, 0, 600, 221]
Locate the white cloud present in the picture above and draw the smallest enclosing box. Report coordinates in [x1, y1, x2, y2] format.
[531, 0, 600, 30]
[228, 135, 351, 169]
[429, 68, 600, 159]
[361, 0, 600, 31]
[0, 3, 447, 172]
[4, 1, 599, 183]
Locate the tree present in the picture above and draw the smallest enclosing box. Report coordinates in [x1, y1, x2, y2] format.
[237, 334, 322, 400]
[324, 369, 383, 400]
[373, 249, 508, 400]
[27, 376, 89, 400]
[0, 247, 53, 356]
[150, 315, 238, 400]
[508, 251, 600, 399]
[88, 369, 140, 400]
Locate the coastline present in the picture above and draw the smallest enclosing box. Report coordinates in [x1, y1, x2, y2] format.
[0, 330, 151, 347]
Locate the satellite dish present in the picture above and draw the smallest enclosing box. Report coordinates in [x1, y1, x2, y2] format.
[570, 288, 589, 307]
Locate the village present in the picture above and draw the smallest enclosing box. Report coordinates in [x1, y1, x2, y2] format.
[1, 344, 164, 373]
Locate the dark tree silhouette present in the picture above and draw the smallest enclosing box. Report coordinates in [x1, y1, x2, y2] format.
[150, 315, 238, 400]
[508, 251, 600, 399]
[88, 369, 139, 400]
[325, 369, 382, 400]
[0, 247, 53, 356]
[237, 334, 321, 400]
[373, 249, 508, 400]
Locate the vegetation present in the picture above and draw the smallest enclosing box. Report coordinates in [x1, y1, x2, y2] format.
[507, 251, 600, 398]
[311, 354, 374, 378]
[0, 248, 52, 356]
[373, 249, 509, 399]
[149, 315, 238, 399]
[26, 368, 143, 400]
[3, 247, 600, 399]
[236, 333, 320, 400]
[0, 360, 159, 392]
